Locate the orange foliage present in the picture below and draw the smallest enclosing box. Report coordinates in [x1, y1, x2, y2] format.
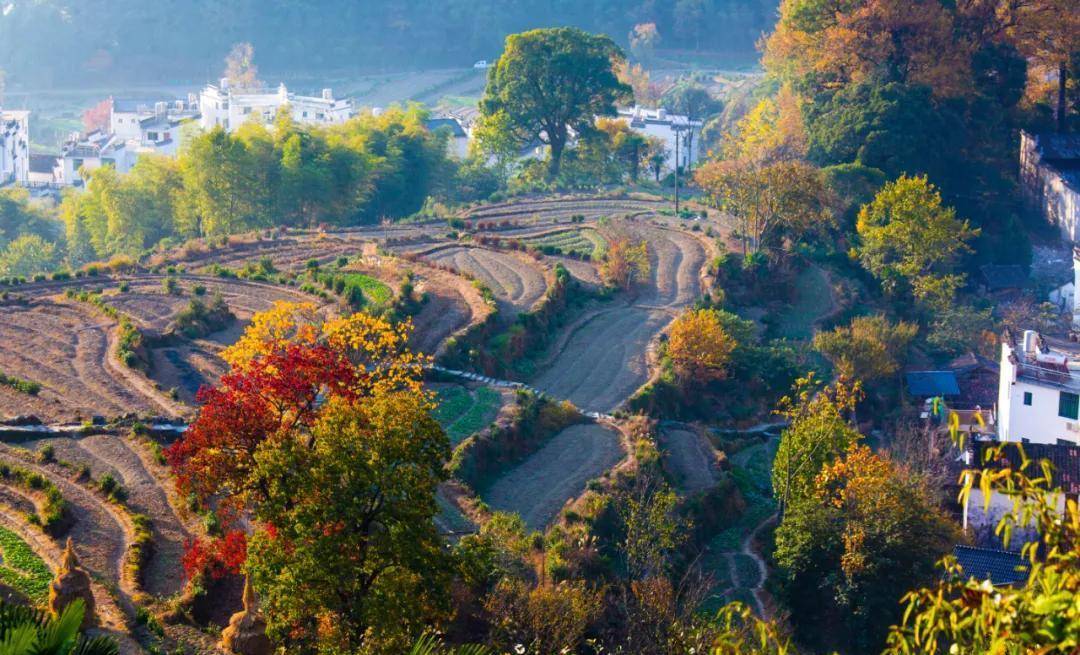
[667, 309, 736, 383]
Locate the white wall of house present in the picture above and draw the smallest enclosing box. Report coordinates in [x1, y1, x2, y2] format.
[615, 107, 704, 173]
[199, 80, 353, 133]
[0, 110, 30, 186]
[998, 336, 1080, 445]
[1020, 131, 1080, 242]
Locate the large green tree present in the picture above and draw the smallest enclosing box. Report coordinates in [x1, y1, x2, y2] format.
[775, 445, 961, 654]
[855, 174, 978, 311]
[480, 27, 631, 177]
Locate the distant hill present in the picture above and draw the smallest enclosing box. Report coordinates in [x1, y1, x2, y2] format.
[0, 0, 775, 88]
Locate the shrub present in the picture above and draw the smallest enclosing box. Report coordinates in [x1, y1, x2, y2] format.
[0, 371, 41, 395]
[35, 445, 54, 464]
[192, 284, 206, 296]
[162, 277, 179, 295]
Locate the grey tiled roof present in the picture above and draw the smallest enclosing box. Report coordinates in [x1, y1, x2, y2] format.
[953, 545, 1029, 586]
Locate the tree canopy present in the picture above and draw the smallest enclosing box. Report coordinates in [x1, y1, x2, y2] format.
[480, 27, 632, 177]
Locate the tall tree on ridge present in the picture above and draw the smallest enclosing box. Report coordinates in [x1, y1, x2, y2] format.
[480, 28, 632, 178]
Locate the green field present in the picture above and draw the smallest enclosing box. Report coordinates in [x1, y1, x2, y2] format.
[700, 437, 777, 611]
[342, 273, 394, 305]
[432, 386, 503, 444]
[773, 265, 833, 340]
[0, 527, 52, 604]
[522, 229, 607, 258]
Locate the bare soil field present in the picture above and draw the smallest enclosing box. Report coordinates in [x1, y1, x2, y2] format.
[463, 196, 668, 223]
[22, 434, 188, 597]
[483, 423, 625, 531]
[530, 222, 708, 413]
[532, 307, 670, 413]
[659, 426, 719, 494]
[0, 298, 164, 422]
[423, 246, 547, 317]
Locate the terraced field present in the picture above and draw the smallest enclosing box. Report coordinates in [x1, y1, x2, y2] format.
[463, 196, 668, 223]
[483, 423, 625, 531]
[423, 246, 547, 316]
[0, 194, 727, 646]
[519, 228, 607, 258]
[532, 222, 708, 412]
[659, 426, 720, 494]
[0, 298, 167, 422]
[431, 384, 505, 445]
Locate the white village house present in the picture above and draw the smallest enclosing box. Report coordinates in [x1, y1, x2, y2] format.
[199, 80, 353, 133]
[0, 108, 30, 186]
[616, 106, 703, 173]
[961, 254, 1080, 541]
[59, 97, 200, 185]
[1020, 130, 1080, 241]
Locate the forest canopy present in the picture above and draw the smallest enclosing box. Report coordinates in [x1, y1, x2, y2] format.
[0, 0, 776, 87]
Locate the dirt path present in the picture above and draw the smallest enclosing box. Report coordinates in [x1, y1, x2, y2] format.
[483, 423, 625, 530]
[742, 512, 777, 617]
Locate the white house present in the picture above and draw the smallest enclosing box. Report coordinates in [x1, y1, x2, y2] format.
[959, 328, 1080, 542]
[425, 116, 471, 159]
[110, 97, 200, 156]
[1019, 130, 1080, 241]
[996, 329, 1080, 445]
[58, 98, 200, 185]
[0, 109, 30, 186]
[59, 131, 132, 185]
[615, 106, 704, 173]
[198, 80, 353, 133]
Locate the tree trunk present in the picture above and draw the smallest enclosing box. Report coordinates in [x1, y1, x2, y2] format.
[547, 133, 565, 179]
[1058, 61, 1069, 133]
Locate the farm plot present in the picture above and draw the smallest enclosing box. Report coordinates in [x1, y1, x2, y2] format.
[519, 228, 607, 258]
[408, 266, 490, 355]
[423, 246, 547, 317]
[162, 236, 368, 274]
[628, 224, 707, 307]
[0, 299, 164, 422]
[0, 526, 52, 603]
[483, 423, 625, 531]
[532, 307, 670, 413]
[464, 196, 667, 223]
[658, 426, 719, 494]
[549, 256, 601, 286]
[0, 445, 128, 596]
[431, 384, 504, 445]
[22, 434, 189, 598]
[530, 223, 707, 412]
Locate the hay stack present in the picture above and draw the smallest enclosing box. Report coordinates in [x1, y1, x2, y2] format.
[221, 577, 272, 655]
[48, 538, 96, 628]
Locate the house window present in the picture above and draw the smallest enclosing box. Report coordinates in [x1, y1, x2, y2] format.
[303, 111, 309, 118]
[1058, 391, 1079, 420]
[1023, 391, 1033, 406]
[147, 132, 158, 141]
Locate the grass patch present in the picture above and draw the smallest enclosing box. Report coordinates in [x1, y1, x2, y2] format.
[0, 372, 41, 396]
[433, 386, 503, 445]
[732, 553, 761, 588]
[773, 265, 833, 340]
[0, 527, 51, 604]
[341, 273, 393, 305]
[521, 229, 606, 259]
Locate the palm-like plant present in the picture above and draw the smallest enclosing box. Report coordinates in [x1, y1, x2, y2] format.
[0, 599, 117, 655]
[408, 633, 491, 655]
